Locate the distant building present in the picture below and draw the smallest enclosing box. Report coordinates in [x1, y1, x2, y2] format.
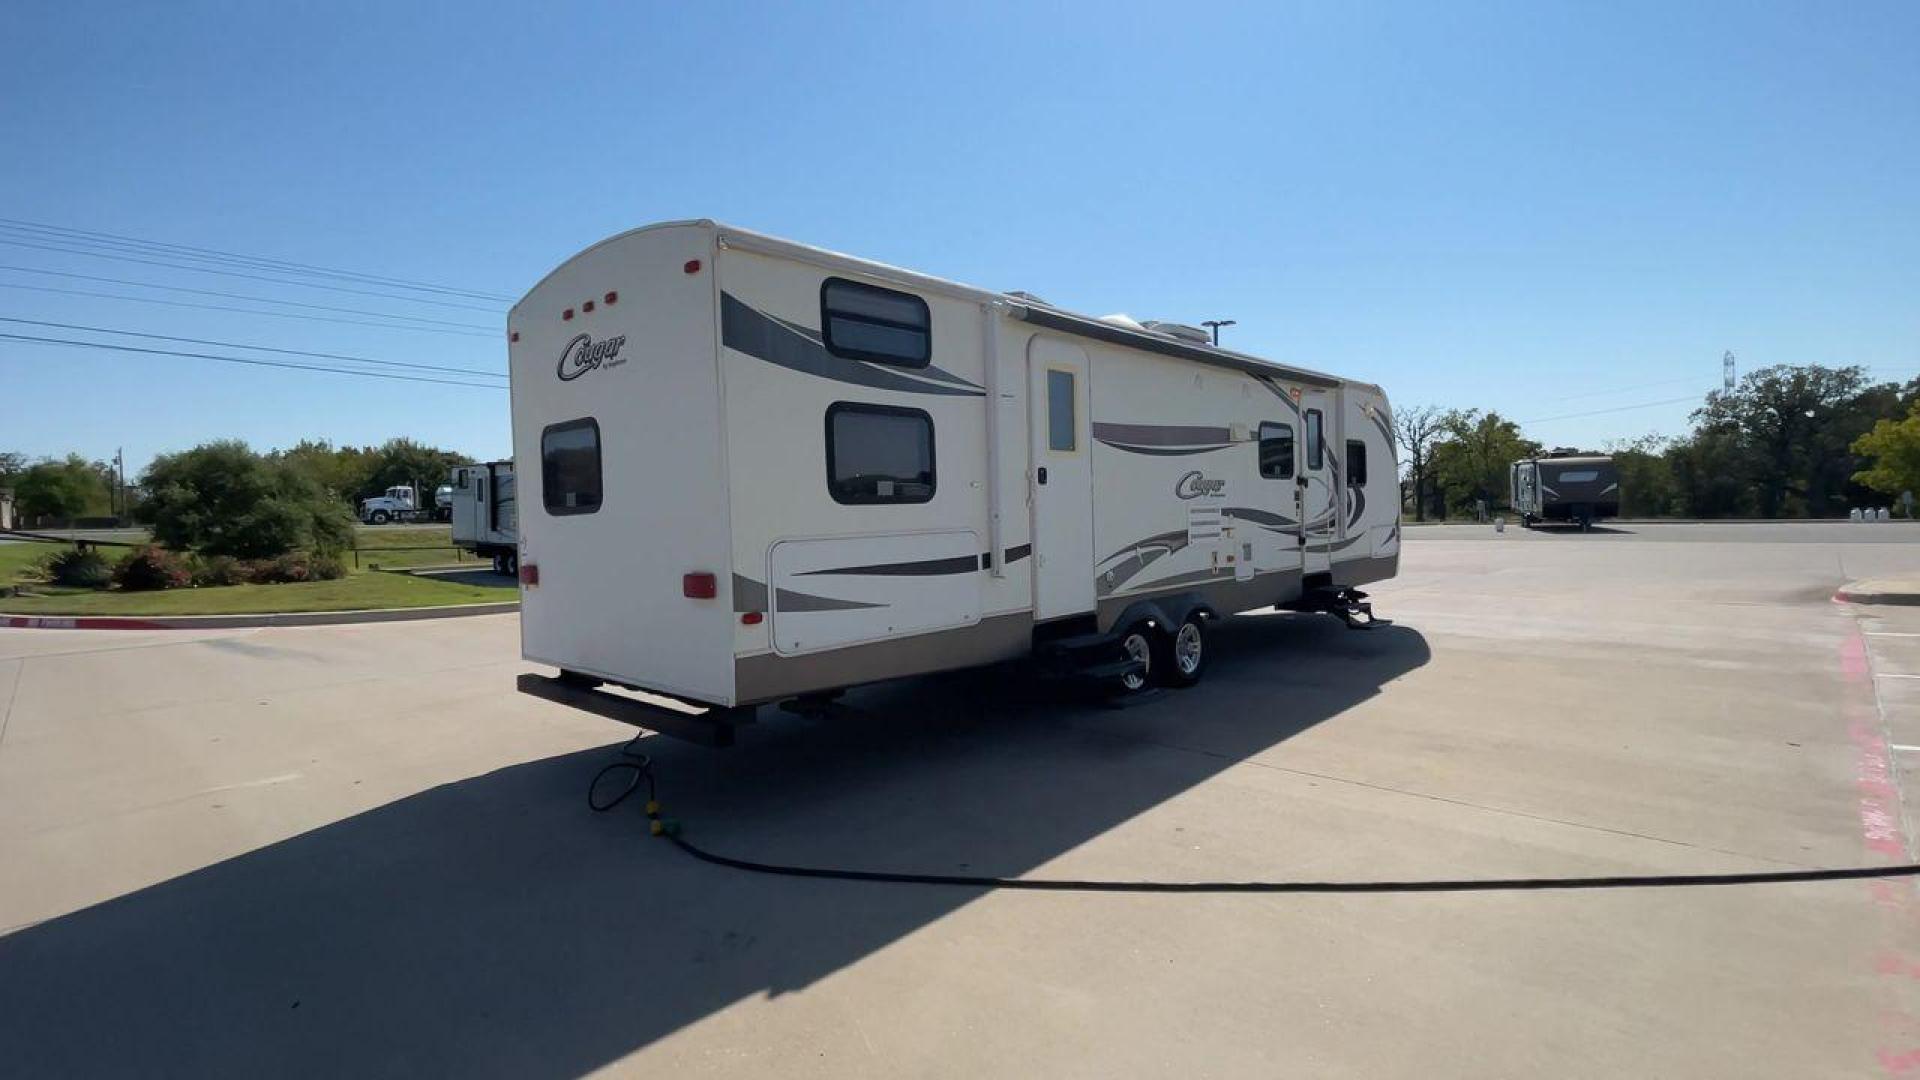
[0, 488, 12, 531]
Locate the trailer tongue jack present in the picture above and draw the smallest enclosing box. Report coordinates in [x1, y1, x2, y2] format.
[1288, 587, 1392, 630]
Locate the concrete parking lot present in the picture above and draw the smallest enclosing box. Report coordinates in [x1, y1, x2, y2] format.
[1, 522, 1918, 1078]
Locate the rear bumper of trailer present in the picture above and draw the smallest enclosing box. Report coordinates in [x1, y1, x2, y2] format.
[517, 673, 754, 748]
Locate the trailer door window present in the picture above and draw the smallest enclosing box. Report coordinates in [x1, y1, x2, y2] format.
[1304, 409, 1324, 471]
[1258, 422, 1294, 479]
[1346, 439, 1368, 486]
[1047, 369, 1077, 451]
[826, 402, 935, 505]
[541, 418, 602, 515]
[821, 278, 931, 368]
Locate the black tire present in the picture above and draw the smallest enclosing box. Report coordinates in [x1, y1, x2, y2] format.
[1154, 615, 1208, 688]
[370, 510, 391, 525]
[1116, 623, 1155, 693]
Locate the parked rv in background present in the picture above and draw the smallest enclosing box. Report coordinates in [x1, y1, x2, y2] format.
[508, 220, 1399, 746]
[450, 462, 518, 573]
[1512, 451, 1620, 530]
[358, 482, 453, 525]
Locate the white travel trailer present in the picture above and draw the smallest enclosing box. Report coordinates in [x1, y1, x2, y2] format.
[448, 461, 518, 573]
[510, 221, 1399, 744]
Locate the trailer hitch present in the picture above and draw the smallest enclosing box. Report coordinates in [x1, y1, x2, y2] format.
[1288, 587, 1392, 630]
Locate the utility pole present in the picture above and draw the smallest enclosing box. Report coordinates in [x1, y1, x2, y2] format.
[1201, 319, 1236, 346]
[114, 447, 124, 522]
[1723, 351, 1736, 392]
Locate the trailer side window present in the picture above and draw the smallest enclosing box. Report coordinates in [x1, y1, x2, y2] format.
[821, 278, 931, 368]
[1304, 409, 1324, 471]
[826, 402, 935, 505]
[1346, 439, 1368, 487]
[1258, 422, 1294, 479]
[541, 418, 602, 515]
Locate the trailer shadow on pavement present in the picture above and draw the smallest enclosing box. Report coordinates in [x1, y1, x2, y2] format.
[0, 614, 1428, 1079]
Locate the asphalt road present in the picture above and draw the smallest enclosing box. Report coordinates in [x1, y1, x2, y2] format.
[1, 522, 1918, 1078]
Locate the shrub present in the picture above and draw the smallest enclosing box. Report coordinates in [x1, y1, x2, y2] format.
[253, 552, 348, 584]
[113, 546, 193, 592]
[140, 441, 356, 559]
[191, 555, 254, 587]
[43, 547, 113, 589]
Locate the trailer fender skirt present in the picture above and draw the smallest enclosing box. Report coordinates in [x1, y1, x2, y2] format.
[590, 753, 1920, 894]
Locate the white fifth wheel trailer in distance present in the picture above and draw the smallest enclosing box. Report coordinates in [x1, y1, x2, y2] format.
[510, 221, 1399, 745]
[449, 461, 518, 573]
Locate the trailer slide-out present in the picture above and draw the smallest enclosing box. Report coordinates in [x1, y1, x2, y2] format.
[449, 461, 518, 574]
[508, 221, 1399, 743]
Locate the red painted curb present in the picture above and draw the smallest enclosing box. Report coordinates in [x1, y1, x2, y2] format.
[2, 615, 171, 630]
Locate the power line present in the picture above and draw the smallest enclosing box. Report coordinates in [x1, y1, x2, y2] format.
[0, 217, 513, 302]
[1537, 375, 1706, 404]
[0, 316, 506, 379]
[0, 331, 505, 390]
[0, 263, 499, 330]
[1521, 394, 1705, 425]
[0, 280, 499, 337]
[0, 237, 504, 313]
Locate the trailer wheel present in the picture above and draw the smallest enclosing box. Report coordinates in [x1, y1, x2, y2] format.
[1155, 615, 1208, 688]
[1116, 625, 1154, 693]
[369, 509, 391, 525]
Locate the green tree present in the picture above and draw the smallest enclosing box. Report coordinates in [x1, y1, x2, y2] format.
[272, 439, 376, 502]
[14, 454, 112, 520]
[140, 441, 355, 558]
[356, 438, 472, 504]
[1853, 400, 1920, 514]
[1430, 410, 1541, 515]
[1689, 364, 1900, 517]
[1603, 434, 1680, 517]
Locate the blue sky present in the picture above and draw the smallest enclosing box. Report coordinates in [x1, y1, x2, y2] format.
[1, 1, 1914, 474]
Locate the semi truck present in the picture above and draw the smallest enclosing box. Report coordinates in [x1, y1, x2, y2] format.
[358, 482, 453, 525]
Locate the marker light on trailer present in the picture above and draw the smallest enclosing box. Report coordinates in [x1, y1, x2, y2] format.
[683, 260, 701, 274]
[683, 572, 717, 599]
[604, 291, 618, 304]
[740, 612, 763, 625]
[519, 563, 539, 587]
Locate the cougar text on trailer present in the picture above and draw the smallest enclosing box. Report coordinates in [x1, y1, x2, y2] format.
[509, 221, 1400, 745]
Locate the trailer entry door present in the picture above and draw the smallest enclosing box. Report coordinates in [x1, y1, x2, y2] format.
[1298, 388, 1335, 578]
[1028, 336, 1095, 620]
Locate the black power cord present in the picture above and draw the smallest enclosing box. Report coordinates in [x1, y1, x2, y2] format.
[589, 751, 1920, 894]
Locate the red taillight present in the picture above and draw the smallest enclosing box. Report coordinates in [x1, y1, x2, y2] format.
[740, 611, 763, 625]
[604, 291, 618, 304]
[509, 330, 519, 342]
[683, 572, 717, 599]
[683, 259, 702, 275]
[582, 299, 595, 313]
[519, 563, 539, 587]
[562, 308, 574, 321]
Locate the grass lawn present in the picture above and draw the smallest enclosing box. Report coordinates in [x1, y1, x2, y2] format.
[3, 538, 513, 616]
[3, 570, 514, 616]
[349, 525, 485, 571]
[0, 541, 62, 585]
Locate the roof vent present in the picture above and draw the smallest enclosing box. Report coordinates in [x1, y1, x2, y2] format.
[1141, 320, 1213, 346]
[1097, 313, 1147, 331]
[1004, 290, 1051, 306]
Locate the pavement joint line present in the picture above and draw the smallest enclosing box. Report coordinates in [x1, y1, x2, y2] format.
[0, 657, 22, 749]
[0, 628, 260, 664]
[1073, 724, 1816, 870]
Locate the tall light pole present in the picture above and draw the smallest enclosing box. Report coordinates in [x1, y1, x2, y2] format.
[1201, 319, 1236, 346]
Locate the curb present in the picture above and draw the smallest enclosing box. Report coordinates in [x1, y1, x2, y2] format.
[0, 600, 520, 631]
[1834, 587, 1920, 608]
